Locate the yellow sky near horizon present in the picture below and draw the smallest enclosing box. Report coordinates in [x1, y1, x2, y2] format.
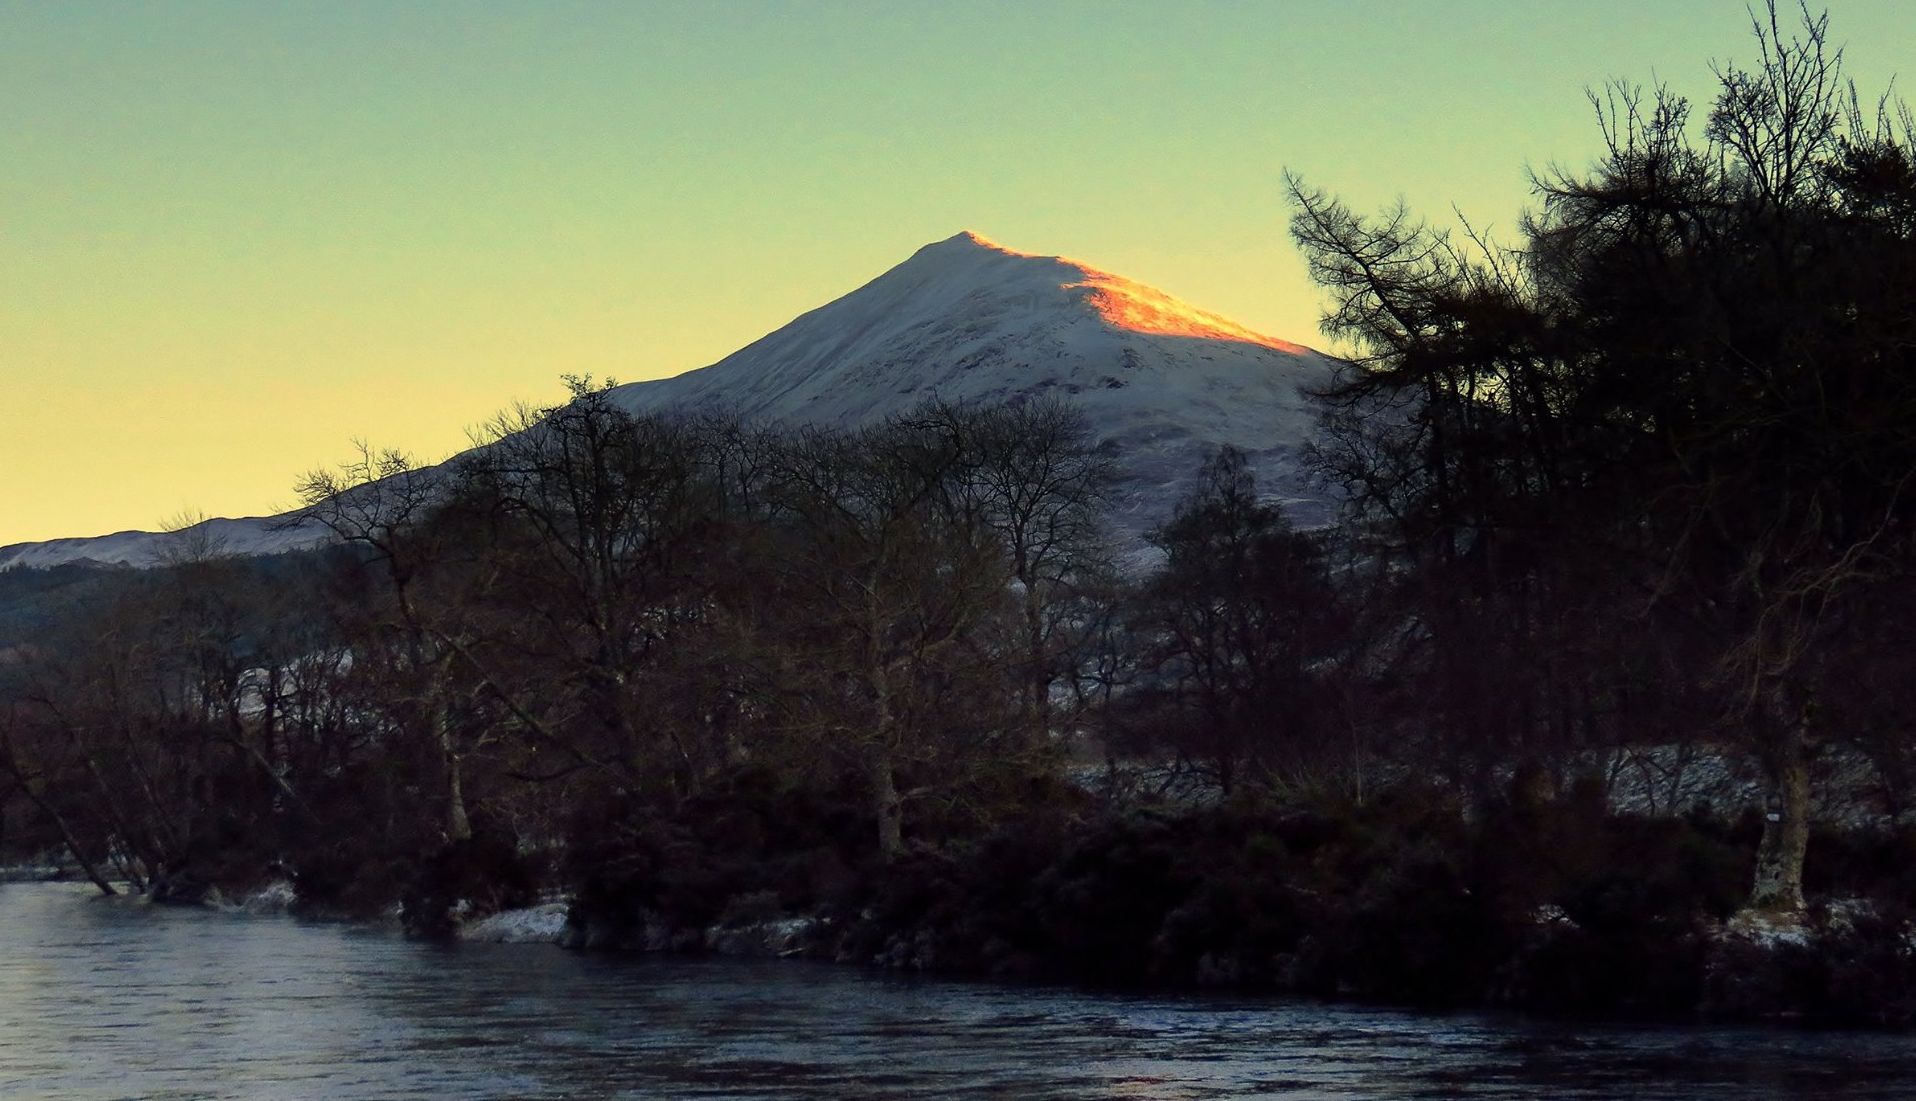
[4, 1, 1913, 544]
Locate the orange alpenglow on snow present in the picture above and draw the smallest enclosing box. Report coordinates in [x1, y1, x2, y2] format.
[959, 231, 1308, 353]
[1064, 270, 1310, 353]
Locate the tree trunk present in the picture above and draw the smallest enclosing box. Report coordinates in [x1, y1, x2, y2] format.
[1749, 694, 1810, 912]
[866, 632, 904, 863]
[444, 747, 473, 844]
[1024, 584, 1049, 748]
[431, 683, 472, 844]
[11, 775, 117, 896]
[74, 739, 167, 880]
[871, 752, 904, 863]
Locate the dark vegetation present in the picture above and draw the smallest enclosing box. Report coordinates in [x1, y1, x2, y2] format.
[4, 3, 1916, 1026]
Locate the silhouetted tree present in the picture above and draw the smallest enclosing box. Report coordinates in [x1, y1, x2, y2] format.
[1288, 1, 1916, 910]
[1138, 447, 1341, 794]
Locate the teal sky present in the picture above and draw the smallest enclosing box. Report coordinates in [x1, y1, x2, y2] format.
[4, 1, 1912, 542]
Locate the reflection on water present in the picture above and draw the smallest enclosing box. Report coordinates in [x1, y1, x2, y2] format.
[2, 881, 1915, 1099]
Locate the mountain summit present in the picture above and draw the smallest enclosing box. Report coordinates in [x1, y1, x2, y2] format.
[607, 231, 1337, 536]
[0, 232, 1338, 569]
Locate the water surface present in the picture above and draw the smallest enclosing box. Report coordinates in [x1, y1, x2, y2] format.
[2, 881, 1913, 1099]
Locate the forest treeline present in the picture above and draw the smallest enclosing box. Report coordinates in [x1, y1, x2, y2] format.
[1, 388, 1345, 914]
[0, 394, 1113, 885]
[4, 2, 1916, 1022]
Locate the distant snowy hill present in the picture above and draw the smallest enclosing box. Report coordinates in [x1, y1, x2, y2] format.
[0, 231, 1338, 570]
[0, 516, 324, 572]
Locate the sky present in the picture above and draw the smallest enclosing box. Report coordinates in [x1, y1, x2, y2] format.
[4, 1, 1913, 545]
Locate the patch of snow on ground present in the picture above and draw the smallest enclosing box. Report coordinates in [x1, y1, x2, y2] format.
[235, 879, 298, 915]
[1723, 908, 1814, 949]
[706, 915, 822, 956]
[461, 901, 569, 944]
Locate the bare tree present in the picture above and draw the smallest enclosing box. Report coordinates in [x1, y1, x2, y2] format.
[756, 415, 1018, 861]
[296, 444, 477, 843]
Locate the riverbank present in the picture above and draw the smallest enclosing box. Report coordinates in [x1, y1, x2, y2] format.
[86, 778, 1914, 1031]
[548, 797, 1916, 1029]
[435, 880, 1916, 1033]
[0, 862, 73, 883]
[20, 778, 1916, 1030]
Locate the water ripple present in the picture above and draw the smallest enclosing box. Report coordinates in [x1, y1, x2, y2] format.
[5, 882, 1916, 1099]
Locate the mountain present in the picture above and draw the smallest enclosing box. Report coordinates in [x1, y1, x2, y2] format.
[0, 231, 1339, 570]
[605, 231, 1339, 538]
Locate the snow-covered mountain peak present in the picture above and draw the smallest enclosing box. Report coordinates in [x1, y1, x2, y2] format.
[902, 230, 1311, 354]
[607, 231, 1342, 536]
[932, 228, 1020, 251]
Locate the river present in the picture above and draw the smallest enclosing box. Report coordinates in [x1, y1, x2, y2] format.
[3, 881, 1915, 1099]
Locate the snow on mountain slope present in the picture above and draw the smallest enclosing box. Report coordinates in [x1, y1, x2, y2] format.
[1, 231, 1338, 570]
[605, 231, 1340, 537]
[0, 515, 325, 572]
